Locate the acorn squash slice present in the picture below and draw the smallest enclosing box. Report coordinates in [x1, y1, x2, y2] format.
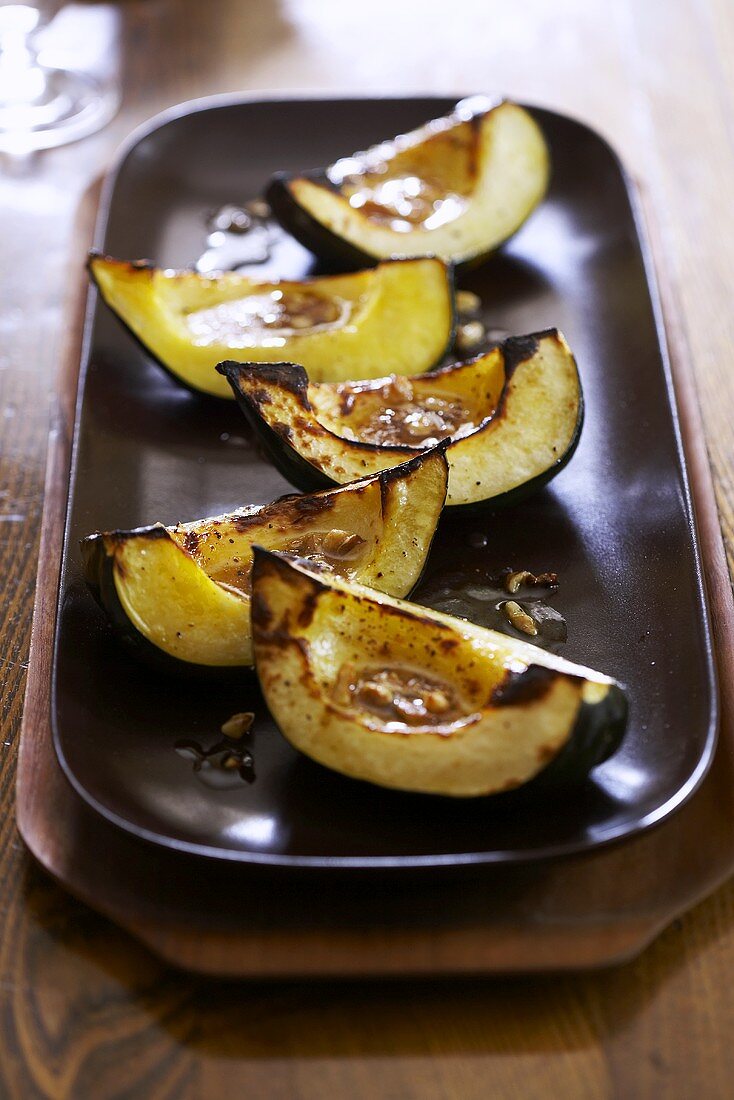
[251, 551, 627, 797]
[81, 448, 448, 670]
[88, 253, 454, 396]
[267, 98, 549, 269]
[220, 329, 582, 511]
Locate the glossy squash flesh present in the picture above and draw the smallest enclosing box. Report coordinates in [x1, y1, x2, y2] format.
[220, 329, 583, 510]
[89, 253, 455, 395]
[267, 98, 549, 269]
[81, 449, 448, 669]
[251, 551, 628, 796]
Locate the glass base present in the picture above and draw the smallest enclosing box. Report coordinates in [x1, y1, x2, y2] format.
[0, 65, 118, 154]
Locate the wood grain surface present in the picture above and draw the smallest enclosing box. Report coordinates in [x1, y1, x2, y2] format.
[2, 1, 734, 1096]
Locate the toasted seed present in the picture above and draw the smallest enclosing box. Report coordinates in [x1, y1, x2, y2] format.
[227, 210, 252, 233]
[504, 570, 537, 594]
[424, 689, 451, 714]
[245, 197, 272, 219]
[357, 681, 394, 708]
[211, 205, 252, 233]
[456, 320, 486, 352]
[455, 289, 481, 315]
[505, 569, 559, 593]
[222, 753, 241, 770]
[503, 601, 538, 636]
[322, 529, 365, 558]
[221, 711, 255, 739]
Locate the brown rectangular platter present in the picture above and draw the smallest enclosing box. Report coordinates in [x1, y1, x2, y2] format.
[48, 96, 717, 869]
[16, 97, 734, 975]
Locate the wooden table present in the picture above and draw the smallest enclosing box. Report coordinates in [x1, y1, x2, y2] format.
[2, 1, 733, 1095]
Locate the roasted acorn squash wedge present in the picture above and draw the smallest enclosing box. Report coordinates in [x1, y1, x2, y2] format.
[220, 329, 582, 511]
[81, 448, 448, 670]
[88, 253, 455, 396]
[267, 98, 549, 270]
[251, 551, 627, 797]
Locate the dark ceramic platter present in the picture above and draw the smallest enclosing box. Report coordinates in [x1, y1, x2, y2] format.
[52, 96, 717, 870]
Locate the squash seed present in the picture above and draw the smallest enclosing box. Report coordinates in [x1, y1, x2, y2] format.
[356, 681, 394, 708]
[505, 570, 535, 594]
[503, 601, 538, 636]
[322, 529, 365, 559]
[455, 289, 481, 315]
[220, 711, 255, 739]
[456, 320, 486, 352]
[424, 689, 451, 714]
[504, 569, 559, 593]
[245, 198, 272, 219]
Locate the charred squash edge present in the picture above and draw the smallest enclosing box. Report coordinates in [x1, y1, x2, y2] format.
[250, 548, 628, 793]
[266, 99, 549, 272]
[87, 251, 457, 397]
[80, 446, 449, 676]
[218, 329, 584, 513]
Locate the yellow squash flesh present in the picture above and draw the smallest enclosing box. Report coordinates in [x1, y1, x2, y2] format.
[251, 552, 625, 797]
[82, 449, 448, 668]
[89, 254, 454, 396]
[272, 100, 549, 267]
[222, 329, 582, 508]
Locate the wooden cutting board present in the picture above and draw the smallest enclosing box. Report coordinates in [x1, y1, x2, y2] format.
[16, 180, 734, 979]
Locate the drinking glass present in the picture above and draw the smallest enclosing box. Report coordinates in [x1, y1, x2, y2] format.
[0, 1, 118, 154]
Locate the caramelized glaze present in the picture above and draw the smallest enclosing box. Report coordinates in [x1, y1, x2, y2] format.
[336, 663, 466, 728]
[201, 530, 368, 597]
[336, 376, 479, 446]
[341, 173, 467, 232]
[185, 288, 351, 347]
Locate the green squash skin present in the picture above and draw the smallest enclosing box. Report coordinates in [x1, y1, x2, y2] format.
[220, 360, 342, 493]
[81, 529, 252, 680]
[267, 172, 540, 275]
[219, 353, 585, 515]
[79, 447, 449, 676]
[526, 682, 628, 791]
[267, 172, 394, 273]
[88, 251, 457, 397]
[87, 254, 227, 403]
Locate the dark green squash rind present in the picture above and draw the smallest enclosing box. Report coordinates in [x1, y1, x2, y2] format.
[80, 448, 449, 675]
[219, 358, 342, 492]
[267, 172, 391, 272]
[527, 682, 628, 790]
[266, 171, 547, 274]
[450, 329, 584, 513]
[81, 531, 247, 680]
[218, 332, 585, 513]
[88, 251, 458, 395]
